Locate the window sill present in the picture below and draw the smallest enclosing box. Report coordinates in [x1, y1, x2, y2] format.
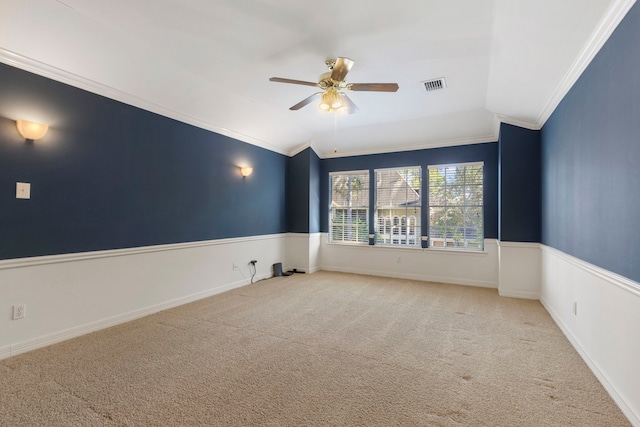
[326, 241, 490, 256]
[422, 247, 488, 256]
[327, 241, 369, 247]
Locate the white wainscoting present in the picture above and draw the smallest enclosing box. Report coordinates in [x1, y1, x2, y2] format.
[0, 234, 287, 360]
[285, 233, 322, 274]
[540, 245, 640, 427]
[320, 236, 499, 288]
[498, 241, 541, 299]
[4, 235, 637, 426]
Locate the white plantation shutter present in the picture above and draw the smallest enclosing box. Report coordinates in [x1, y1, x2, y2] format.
[329, 171, 370, 244]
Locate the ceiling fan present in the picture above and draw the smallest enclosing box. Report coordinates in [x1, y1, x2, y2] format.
[269, 57, 399, 114]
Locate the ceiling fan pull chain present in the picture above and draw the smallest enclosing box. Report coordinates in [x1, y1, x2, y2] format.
[333, 110, 339, 153]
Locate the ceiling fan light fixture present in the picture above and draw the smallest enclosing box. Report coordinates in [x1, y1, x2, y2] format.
[319, 92, 331, 110]
[331, 93, 344, 110]
[319, 89, 344, 112]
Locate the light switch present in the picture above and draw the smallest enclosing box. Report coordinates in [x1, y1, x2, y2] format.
[16, 182, 31, 199]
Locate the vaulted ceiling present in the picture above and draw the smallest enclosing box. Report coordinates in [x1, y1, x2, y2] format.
[0, 0, 634, 157]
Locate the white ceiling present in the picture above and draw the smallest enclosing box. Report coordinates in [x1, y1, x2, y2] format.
[0, 0, 635, 157]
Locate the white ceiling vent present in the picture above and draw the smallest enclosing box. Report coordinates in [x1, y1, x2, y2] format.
[423, 77, 447, 92]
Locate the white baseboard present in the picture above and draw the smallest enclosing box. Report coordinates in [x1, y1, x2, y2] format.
[319, 237, 499, 289]
[0, 234, 286, 361]
[497, 289, 540, 299]
[498, 241, 541, 299]
[540, 245, 640, 426]
[284, 266, 322, 274]
[5, 277, 261, 360]
[320, 265, 497, 289]
[286, 232, 322, 274]
[541, 297, 639, 427]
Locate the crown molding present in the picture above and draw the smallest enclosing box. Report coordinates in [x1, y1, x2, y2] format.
[287, 140, 322, 158]
[319, 132, 499, 159]
[0, 48, 289, 156]
[536, 0, 637, 128]
[497, 115, 541, 131]
[288, 141, 312, 157]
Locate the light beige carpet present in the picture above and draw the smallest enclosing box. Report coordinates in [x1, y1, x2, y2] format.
[0, 271, 630, 426]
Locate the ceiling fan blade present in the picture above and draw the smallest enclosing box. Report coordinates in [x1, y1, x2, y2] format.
[340, 93, 359, 114]
[290, 92, 322, 110]
[330, 57, 355, 82]
[348, 83, 399, 92]
[269, 77, 319, 87]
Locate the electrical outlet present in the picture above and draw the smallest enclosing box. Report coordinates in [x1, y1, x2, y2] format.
[13, 304, 26, 320]
[396, 256, 402, 263]
[232, 262, 238, 270]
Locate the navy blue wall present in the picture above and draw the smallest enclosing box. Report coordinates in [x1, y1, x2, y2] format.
[541, 3, 640, 282]
[320, 142, 499, 239]
[0, 63, 288, 260]
[499, 123, 541, 242]
[287, 148, 310, 233]
[286, 147, 322, 234]
[309, 148, 321, 234]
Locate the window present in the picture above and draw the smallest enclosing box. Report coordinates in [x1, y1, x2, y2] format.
[375, 167, 421, 246]
[329, 171, 369, 244]
[428, 162, 483, 250]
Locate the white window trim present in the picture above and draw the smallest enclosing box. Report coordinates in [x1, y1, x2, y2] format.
[428, 161, 484, 169]
[374, 166, 422, 248]
[427, 161, 484, 251]
[329, 170, 370, 245]
[329, 170, 369, 177]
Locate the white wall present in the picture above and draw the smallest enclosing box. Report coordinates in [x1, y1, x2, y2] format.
[0, 234, 287, 360]
[540, 245, 640, 427]
[498, 241, 541, 299]
[320, 236, 499, 288]
[285, 233, 322, 273]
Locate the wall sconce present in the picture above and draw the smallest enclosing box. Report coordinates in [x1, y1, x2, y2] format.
[16, 120, 49, 140]
[240, 166, 253, 177]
